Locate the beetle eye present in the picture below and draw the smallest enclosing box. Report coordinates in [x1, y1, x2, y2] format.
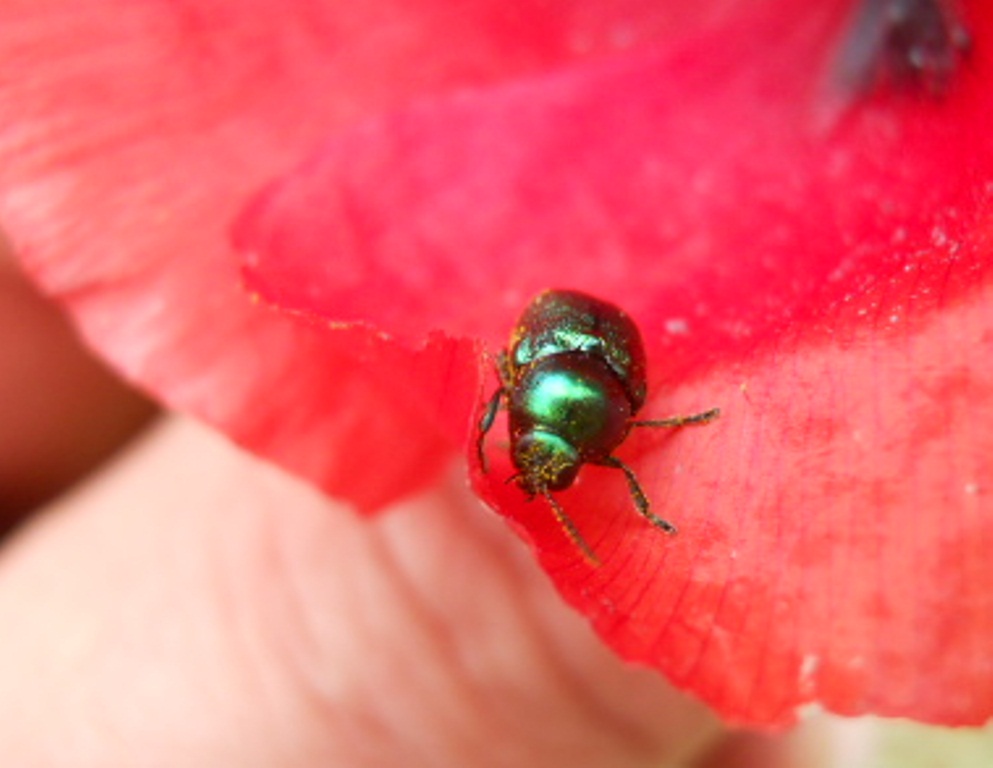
[513, 431, 580, 492]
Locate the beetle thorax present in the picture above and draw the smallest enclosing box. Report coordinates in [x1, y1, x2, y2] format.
[508, 352, 634, 492]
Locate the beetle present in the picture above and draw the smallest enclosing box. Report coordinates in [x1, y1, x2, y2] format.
[478, 289, 719, 564]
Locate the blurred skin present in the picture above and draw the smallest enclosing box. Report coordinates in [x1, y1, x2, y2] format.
[0, 241, 837, 766]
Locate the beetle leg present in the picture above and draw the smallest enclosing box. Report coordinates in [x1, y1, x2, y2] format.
[630, 406, 720, 429]
[540, 488, 600, 566]
[477, 386, 505, 473]
[477, 349, 515, 473]
[599, 455, 678, 535]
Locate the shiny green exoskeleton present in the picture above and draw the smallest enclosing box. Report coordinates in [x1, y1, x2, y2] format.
[478, 289, 719, 564]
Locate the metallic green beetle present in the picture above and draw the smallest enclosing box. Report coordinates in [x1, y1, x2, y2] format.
[478, 289, 719, 563]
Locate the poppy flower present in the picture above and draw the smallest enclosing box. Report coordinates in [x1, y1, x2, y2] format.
[1, 0, 991, 729]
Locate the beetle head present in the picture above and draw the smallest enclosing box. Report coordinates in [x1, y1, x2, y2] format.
[512, 429, 582, 494]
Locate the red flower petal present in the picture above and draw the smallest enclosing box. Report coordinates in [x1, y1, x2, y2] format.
[2, 0, 992, 729]
[236, 2, 993, 727]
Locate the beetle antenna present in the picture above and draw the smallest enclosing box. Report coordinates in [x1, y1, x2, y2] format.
[630, 406, 720, 429]
[540, 488, 600, 566]
[598, 456, 678, 535]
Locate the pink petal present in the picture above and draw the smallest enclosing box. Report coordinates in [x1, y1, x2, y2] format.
[0, 0, 688, 507]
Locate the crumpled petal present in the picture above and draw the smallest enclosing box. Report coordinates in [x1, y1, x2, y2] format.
[0, 0, 742, 507]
